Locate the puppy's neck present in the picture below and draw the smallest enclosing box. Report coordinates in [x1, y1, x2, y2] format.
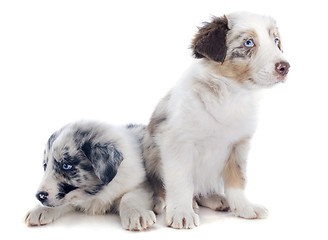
[193, 59, 256, 97]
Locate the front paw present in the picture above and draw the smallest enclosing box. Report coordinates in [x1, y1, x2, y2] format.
[166, 208, 200, 229]
[233, 204, 268, 219]
[25, 205, 57, 226]
[121, 209, 156, 231]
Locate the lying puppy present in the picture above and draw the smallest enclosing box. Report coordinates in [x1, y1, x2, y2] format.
[25, 121, 156, 231]
[143, 12, 290, 229]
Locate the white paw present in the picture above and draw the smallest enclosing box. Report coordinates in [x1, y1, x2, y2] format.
[121, 209, 156, 231]
[166, 209, 200, 229]
[233, 204, 268, 219]
[25, 205, 58, 226]
[226, 189, 268, 219]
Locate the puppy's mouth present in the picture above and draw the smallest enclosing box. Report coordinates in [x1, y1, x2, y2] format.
[40, 197, 74, 208]
[40, 201, 57, 208]
[268, 79, 286, 86]
[274, 73, 288, 83]
[248, 74, 288, 88]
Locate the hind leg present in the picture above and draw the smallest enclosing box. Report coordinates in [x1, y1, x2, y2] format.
[196, 194, 230, 211]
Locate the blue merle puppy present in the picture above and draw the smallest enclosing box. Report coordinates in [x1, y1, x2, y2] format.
[25, 121, 156, 231]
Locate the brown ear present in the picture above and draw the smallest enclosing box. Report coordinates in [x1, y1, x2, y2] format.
[191, 16, 229, 63]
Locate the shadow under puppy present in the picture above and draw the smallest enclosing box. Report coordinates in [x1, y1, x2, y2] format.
[25, 121, 156, 231]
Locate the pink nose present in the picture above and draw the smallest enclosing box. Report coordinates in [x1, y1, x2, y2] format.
[275, 61, 290, 76]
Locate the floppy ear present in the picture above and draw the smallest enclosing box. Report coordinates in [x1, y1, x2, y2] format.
[191, 15, 229, 63]
[82, 142, 124, 184]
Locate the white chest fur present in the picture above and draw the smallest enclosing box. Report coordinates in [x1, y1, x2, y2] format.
[166, 72, 259, 196]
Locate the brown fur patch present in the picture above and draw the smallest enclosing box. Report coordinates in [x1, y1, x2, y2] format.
[228, 30, 257, 46]
[220, 60, 251, 82]
[205, 60, 253, 84]
[223, 137, 250, 189]
[191, 16, 229, 62]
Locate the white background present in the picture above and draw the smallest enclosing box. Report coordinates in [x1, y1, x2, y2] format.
[1, 0, 327, 239]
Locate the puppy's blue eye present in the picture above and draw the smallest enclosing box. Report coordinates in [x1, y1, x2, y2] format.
[244, 39, 255, 48]
[62, 163, 72, 170]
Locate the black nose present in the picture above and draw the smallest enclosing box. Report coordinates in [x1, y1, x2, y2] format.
[275, 61, 290, 76]
[36, 191, 49, 202]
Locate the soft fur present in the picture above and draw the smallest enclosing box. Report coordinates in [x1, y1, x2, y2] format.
[143, 12, 290, 229]
[25, 121, 156, 231]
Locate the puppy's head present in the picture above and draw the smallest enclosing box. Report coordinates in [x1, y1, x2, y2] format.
[192, 12, 290, 88]
[36, 122, 124, 208]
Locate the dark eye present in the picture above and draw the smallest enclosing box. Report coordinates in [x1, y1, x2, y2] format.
[274, 37, 280, 46]
[62, 163, 72, 170]
[244, 39, 255, 48]
[43, 163, 47, 171]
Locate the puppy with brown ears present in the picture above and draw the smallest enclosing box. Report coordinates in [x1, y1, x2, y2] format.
[143, 12, 290, 229]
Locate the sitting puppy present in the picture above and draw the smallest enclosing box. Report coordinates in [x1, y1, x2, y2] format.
[143, 12, 290, 229]
[25, 121, 156, 231]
